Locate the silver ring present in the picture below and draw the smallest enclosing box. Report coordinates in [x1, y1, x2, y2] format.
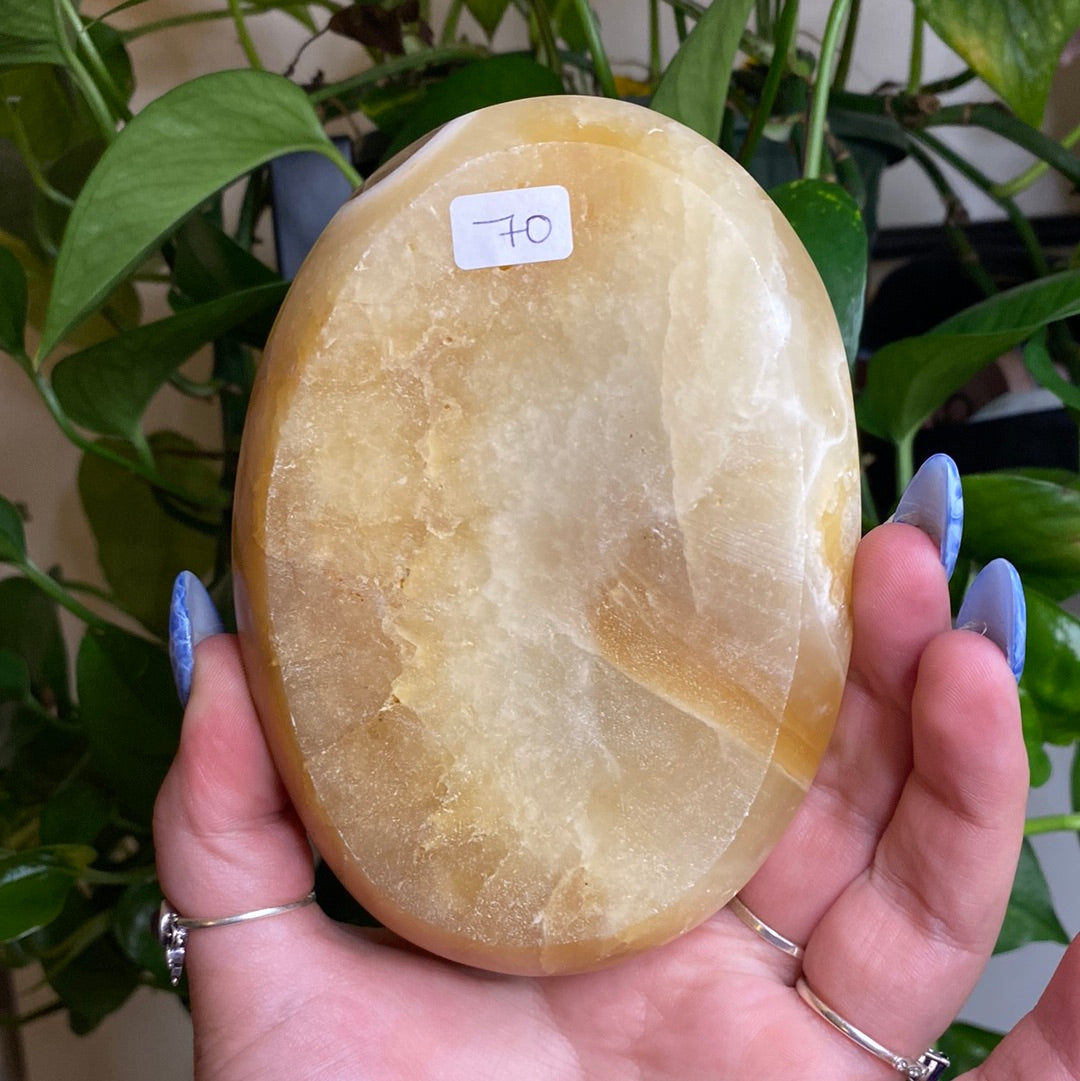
[157, 890, 317, 986]
[796, 977, 951, 1080]
[728, 896, 805, 960]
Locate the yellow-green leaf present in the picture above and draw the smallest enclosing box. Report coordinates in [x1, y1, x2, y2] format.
[915, 0, 1080, 126]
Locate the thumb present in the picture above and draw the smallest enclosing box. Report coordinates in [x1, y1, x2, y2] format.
[153, 573, 317, 962]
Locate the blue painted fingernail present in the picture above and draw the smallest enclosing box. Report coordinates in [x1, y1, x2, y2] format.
[168, 571, 225, 705]
[956, 559, 1026, 683]
[891, 453, 964, 580]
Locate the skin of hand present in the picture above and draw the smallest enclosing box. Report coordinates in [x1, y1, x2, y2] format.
[153, 517, 1076, 1081]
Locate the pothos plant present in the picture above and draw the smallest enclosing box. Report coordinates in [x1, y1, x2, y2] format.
[0, 0, 1078, 1068]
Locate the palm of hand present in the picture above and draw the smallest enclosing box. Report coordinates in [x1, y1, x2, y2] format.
[156, 525, 1040, 1081]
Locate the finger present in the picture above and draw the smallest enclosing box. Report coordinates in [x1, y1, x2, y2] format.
[153, 632, 315, 918]
[971, 934, 1080, 1081]
[153, 575, 320, 992]
[800, 623, 1028, 1061]
[737, 517, 953, 948]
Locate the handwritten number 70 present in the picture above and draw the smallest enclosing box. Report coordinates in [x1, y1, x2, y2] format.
[472, 213, 554, 248]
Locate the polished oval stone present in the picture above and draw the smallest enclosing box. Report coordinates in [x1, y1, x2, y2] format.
[233, 96, 860, 975]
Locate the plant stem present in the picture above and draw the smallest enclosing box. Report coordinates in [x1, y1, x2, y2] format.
[755, 0, 771, 35]
[921, 103, 1080, 192]
[905, 142, 997, 297]
[894, 429, 915, 498]
[674, 7, 689, 42]
[308, 44, 486, 104]
[0, 1000, 65, 1028]
[121, 8, 231, 41]
[440, 0, 465, 43]
[993, 119, 1080, 198]
[60, 577, 122, 605]
[906, 8, 924, 94]
[16, 559, 112, 630]
[833, 0, 861, 90]
[79, 865, 158, 886]
[30, 372, 230, 508]
[860, 466, 880, 532]
[61, 0, 132, 122]
[922, 68, 976, 95]
[571, 0, 617, 97]
[804, 0, 853, 180]
[739, 0, 798, 167]
[529, 0, 561, 74]
[911, 128, 1050, 277]
[649, 0, 662, 83]
[0, 101, 75, 208]
[322, 142, 362, 190]
[52, 0, 117, 142]
[227, 0, 264, 69]
[1025, 813, 1080, 837]
[660, 0, 706, 18]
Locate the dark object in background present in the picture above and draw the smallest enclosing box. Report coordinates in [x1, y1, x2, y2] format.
[270, 137, 356, 280]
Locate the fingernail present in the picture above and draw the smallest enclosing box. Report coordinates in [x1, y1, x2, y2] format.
[956, 558, 1026, 683]
[168, 571, 224, 705]
[891, 453, 964, 579]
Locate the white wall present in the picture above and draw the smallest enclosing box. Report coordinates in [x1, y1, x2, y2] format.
[4, 2, 1078, 1077]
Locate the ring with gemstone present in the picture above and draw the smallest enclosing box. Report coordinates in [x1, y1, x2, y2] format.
[796, 977, 951, 1080]
[157, 890, 317, 986]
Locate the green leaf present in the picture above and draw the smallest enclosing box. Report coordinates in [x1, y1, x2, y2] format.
[1023, 333, 1080, 410]
[0, 244, 28, 361]
[382, 55, 565, 160]
[39, 780, 112, 847]
[0, 649, 30, 704]
[112, 880, 170, 985]
[995, 838, 1069, 952]
[1019, 685, 1053, 788]
[937, 1022, 1004, 1074]
[1, 223, 142, 350]
[76, 626, 182, 825]
[1020, 589, 1080, 744]
[769, 179, 867, 369]
[52, 281, 287, 441]
[33, 140, 106, 260]
[173, 213, 280, 304]
[0, 576, 70, 714]
[914, 0, 1080, 126]
[0, 845, 96, 942]
[650, 0, 755, 143]
[0, 0, 65, 68]
[0, 147, 38, 254]
[0, 66, 88, 165]
[938, 270, 1080, 337]
[552, 0, 590, 53]
[0, 495, 27, 563]
[465, 0, 513, 36]
[962, 472, 1080, 600]
[39, 69, 348, 360]
[49, 932, 139, 1034]
[78, 433, 219, 637]
[86, 19, 135, 109]
[858, 270, 1080, 443]
[2, 703, 86, 810]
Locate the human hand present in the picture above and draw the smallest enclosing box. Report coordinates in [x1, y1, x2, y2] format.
[153, 455, 1076, 1081]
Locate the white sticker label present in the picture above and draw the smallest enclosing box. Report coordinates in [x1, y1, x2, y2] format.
[450, 185, 573, 271]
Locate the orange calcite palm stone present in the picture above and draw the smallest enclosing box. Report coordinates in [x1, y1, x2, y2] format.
[233, 96, 859, 975]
